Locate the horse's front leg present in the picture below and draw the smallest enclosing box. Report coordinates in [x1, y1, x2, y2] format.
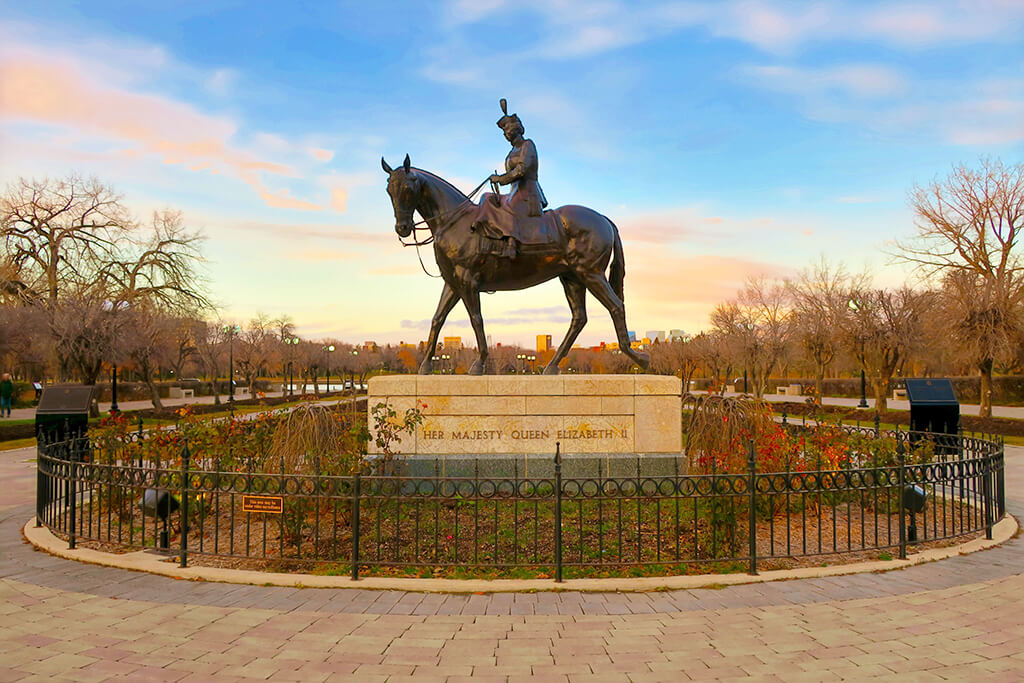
[460, 284, 489, 375]
[419, 282, 460, 375]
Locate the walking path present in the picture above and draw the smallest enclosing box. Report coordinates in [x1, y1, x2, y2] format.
[4, 390, 346, 422]
[1, 444, 1023, 679]
[721, 390, 1024, 420]
[9, 387, 1024, 422]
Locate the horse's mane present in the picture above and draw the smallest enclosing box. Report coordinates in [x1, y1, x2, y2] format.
[412, 168, 469, 201]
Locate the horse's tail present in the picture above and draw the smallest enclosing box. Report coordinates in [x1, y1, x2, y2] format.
[609, 219, 625, 301]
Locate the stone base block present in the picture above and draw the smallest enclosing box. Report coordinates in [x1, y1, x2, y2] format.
[367, 375, 682, 455]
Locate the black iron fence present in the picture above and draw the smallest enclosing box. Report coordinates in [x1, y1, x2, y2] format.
[36, 427, 1006, 581]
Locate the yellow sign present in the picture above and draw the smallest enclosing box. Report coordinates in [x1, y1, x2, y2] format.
[242, 495, 284, 514]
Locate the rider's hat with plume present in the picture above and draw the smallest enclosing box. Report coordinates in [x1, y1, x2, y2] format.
[496, 98, 522, 133]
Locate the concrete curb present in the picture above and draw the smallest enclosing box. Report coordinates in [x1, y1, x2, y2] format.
[23, 514, 1018, 593]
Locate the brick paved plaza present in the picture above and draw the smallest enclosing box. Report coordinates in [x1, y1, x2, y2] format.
[2, 445, 1023, 681]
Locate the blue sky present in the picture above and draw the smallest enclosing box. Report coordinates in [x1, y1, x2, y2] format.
[1, 1, 1021, 346]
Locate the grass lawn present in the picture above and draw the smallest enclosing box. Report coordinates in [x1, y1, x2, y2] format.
[0, 437, 36, 451]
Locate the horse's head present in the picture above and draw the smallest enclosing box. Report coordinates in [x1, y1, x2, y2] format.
[382, 154, 422, 238]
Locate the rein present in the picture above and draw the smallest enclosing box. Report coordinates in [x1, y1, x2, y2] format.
[398, 175, 491, 278]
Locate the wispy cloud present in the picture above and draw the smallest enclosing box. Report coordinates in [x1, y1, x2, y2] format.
[283, 249, 357, 262]
[743, 62, 1024, 145]
[836, 195, 881, 204]
[205, 68, 236, 96]
[219, 219, 390, 244]
[0, 33, 357, 212]
[436, 0, 1024, 62]
[616, 207, 790, 246]
[743, 64, 907, 98]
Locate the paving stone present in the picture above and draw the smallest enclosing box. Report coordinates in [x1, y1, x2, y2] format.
[3, 445, 1024, 679]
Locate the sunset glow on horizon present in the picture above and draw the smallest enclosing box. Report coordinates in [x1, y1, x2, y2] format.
[2, 2, 1022, 347]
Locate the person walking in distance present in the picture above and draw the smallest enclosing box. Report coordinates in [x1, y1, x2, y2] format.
[0, 374, 13, 417]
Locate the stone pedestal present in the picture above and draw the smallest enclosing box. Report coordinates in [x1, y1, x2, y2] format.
[367, 375, 682, 456]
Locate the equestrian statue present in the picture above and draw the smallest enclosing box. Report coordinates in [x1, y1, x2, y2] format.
[382, 99, 649, 376]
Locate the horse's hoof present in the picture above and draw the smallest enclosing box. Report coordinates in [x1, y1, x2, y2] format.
[542, 365, 559, 376]
[469, 360, 485, 375]
[635, 353, 651, 370]
[418, 364, 432, 375]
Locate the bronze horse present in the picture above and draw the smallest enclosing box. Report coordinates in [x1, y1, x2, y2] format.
[382, 154, 649, 375]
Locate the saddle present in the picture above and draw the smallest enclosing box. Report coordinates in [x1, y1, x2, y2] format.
[470, 194, 564, 258]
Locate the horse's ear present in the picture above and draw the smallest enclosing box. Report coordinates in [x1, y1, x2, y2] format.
[381, 157, 393, 174]
[403, 154, 411, 172]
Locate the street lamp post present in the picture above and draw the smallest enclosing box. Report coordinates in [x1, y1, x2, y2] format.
[441, 353, 450, 373]
[528, 355, 536, 373]
[350, 349, 358, 391]
[110, 363, 119, 413]
[848, 299, 870, 408]
[322, 344, 335, 394]
[284, 337, 300, 398]
[222, 324, 241, 402]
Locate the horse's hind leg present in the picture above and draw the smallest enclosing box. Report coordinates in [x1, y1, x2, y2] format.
[543, 274, 588, 375]
[581, 272, 650, 370]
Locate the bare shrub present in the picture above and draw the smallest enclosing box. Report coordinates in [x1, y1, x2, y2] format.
[683, 393, 776, 473]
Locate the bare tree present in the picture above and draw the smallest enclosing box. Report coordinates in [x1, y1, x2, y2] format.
[564, 348, 593, 374]
[1, 176, 212, 384]
[120, 305, 178, 409]
[690, 331, 731, 393]
[194, 320, 226, 404]
[1, 176, 129, 311]
[711, 277, 792, 397]
[48, 289, 124, 383]
[650, 337, 700, 388]
[98, 210, 211, 313]
[896, 158, 1024, 417]
[235, 314, 275, 396]
[788, 260, 864, 405]
[844, 286, 932, 412]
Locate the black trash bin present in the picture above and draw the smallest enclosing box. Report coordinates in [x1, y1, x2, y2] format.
[905, 378, 959, 455]
[35, 385, 96, 441]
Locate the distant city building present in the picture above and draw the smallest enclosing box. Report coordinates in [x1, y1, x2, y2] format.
[442, 336, 462, 350]
[646, 330, 666, 343]
[669, 329, 686, 341]
[537, 334, 552, 352]
[362, 341, 379, 352]
[398, 341, 416, 350]
[627, 330, 636, 342]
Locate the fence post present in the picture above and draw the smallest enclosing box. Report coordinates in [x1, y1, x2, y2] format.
[68, 438, 77, 550]
[897, 439, 906, 560]
[36, 434, 45, 527]
[137, 416, 144, 469]
[748, 439, 757, 576]
[351, 472, 361, 580]
[998, 440, 1006, 517]
[554, 442, 563, 583]
[179, 441, 190, 568]
[874, 412, 880, 437]
[983, 452, 994, 541]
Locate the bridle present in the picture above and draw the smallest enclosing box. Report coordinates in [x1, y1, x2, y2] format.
[394, 175, 493, 278]
[395, 175, 491, 248]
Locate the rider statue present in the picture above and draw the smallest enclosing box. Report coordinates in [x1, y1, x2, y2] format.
[474, 98, 548, 259]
